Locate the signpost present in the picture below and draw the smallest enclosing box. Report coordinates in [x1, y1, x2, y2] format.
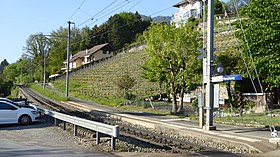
[212, 74, 242, 83]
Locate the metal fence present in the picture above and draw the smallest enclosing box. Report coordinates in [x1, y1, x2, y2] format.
[38, 107, 119, 150]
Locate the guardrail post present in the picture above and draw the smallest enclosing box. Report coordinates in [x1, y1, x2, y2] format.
[113, 125, 119, 138]
[96, 131, 100, 145]
[54, 118, 57, 126]
[63, 121, 66, 130]
[47, 115, 51, 123]
[111, 136, 116, 150]
[111, 125, 119, 150]
[74, 125, 78, 136]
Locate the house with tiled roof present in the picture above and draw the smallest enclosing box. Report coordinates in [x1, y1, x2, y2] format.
[171, 0, 204, 27]
[62, 43, 113, 71]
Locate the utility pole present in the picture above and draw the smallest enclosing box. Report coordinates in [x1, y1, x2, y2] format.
[205, 0, 216, 130]
[66, 21, 74, 98]
[43, 51, 46, 88]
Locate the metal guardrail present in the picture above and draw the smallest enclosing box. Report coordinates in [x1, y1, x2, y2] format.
[38, 107, 119, 150]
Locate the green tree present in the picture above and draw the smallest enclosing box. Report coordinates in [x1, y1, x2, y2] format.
[3, 63, 19, 83]
[79, 26, 92, 50]
[107, 12, 151, 50]
[24, 33, 51, 82]
[214, 0, 224, 15]
[217, 47, 245, 110]
[235, 0, 280, 91]
[0, 59, 9, 75]
[48, 27, 68, 74]
[116, 72, 136, 100]
[143, 22, 202, 113]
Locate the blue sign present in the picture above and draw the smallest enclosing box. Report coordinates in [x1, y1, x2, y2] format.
[223, 74, 242, 81]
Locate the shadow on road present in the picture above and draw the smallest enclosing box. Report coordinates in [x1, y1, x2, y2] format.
[0, 120, 51, 131]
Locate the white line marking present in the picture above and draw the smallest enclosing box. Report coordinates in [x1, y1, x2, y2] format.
[161, 118, 190, 122]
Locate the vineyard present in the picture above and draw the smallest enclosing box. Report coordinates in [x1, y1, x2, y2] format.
[52, 20, 237, 103]
[52, 50, 161, 100]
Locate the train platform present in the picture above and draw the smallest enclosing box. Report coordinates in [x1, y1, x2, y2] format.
[62, 100, 280, 155]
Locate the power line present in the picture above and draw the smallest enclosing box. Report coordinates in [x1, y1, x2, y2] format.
[77, 0, 119, 27]
[68, 5, 173, 49]
[87, 0, 139, 28]
[82, 0, 136, 27]
[62, 0, 87, 27]
[127, 0, 143, 11]
[69, 0, 87, 20]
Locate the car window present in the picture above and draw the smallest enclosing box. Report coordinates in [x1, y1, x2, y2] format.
[0, 102, 17, 110]
[0, 99, 21, 107]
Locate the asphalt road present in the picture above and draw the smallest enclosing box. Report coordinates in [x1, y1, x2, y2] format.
[0, 122, 116, 157]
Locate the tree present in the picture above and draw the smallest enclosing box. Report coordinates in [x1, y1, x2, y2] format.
[24, 33, 51, 82]
[116, 72, 136, 100]
[235, 0, 280, 91]
[143, 22, 202, 113]
[107, 12, 151, 50]
[48, 27, 68, 74]
[217, 47, 245, 110]
[214, 0, 224, 15]
[0, 59, 9, 75]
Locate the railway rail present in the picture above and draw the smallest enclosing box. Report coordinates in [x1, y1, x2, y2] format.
[19, 85, 216, 154]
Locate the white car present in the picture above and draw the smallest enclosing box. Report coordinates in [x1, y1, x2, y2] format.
[0, 99, 41, 125]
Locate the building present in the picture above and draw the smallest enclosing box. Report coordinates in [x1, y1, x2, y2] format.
[62, 43, 113, 71]
[171, 0, 204, 27]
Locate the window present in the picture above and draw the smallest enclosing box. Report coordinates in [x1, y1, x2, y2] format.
[0, 102, 17, 110]
[190, 9, 197, 17]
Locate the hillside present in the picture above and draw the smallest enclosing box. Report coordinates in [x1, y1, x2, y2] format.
[141, 15, 171, 23]
[53, 50, 161, 100]
[52, 18, 237, 102]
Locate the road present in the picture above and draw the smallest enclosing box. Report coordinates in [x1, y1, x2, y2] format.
[0, 122, 115, 157]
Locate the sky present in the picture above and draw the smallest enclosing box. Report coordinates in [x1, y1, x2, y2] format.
[0, 0, 228, 64]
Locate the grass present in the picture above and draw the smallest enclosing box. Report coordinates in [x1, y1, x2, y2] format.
[30, 84, 68, 102]
[215, 113, 280, 127]
[30, 83, 280, 126]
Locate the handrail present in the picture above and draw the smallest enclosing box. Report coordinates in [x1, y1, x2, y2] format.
[38, 107, 119, 149]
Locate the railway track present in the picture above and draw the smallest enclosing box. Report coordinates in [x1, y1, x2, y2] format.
[19, 85, 207, 153]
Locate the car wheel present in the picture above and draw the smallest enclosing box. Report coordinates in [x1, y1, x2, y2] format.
[19, 115, 31, 125]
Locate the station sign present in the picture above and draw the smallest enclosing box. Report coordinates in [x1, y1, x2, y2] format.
[212, 74, 242, 83]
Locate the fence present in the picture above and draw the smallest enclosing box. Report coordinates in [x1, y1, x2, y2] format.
[38, 107, 119, 150]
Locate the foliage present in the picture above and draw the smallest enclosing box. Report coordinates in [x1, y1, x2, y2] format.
[107, 12, 151, 50]
[216, 47, 246, 108]
[143, 22, 202, 113]
[115, 72, 136, 100]
[214, 0, 224, 15]
[0, 78, 13, 97]
[0, 59, 9, 75]
[24, 33, 51, 82]
[235, 0, 280, 90]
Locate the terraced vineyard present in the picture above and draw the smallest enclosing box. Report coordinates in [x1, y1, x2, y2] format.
[53, 50, 161, 100]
